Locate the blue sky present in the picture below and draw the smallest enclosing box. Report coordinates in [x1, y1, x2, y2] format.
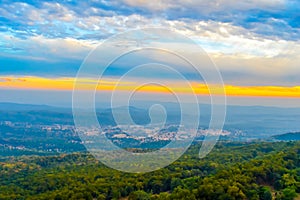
[0, 0, 299, 107]
[0, 0, 299, 82]
[1, 0, 299, 40]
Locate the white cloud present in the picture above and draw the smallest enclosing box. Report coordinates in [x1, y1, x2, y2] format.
[0, 1, 299, 86]
[122, 0, 286, 12]
[0, 32, 95, 61]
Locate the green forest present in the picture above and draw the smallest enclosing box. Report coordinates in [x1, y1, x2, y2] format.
[0, 141, 300, 200]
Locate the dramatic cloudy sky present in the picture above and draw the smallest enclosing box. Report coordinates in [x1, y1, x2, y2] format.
[0, 0, 299, 107]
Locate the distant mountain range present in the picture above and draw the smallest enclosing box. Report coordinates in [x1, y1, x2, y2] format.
[0, 102, 300, 156]
[0, 102, 56, 111]
[1, 102, 300, 137]
[272, 132, 300, 141]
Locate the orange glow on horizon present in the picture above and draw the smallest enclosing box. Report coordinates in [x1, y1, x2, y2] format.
[0, 76, 300, 98]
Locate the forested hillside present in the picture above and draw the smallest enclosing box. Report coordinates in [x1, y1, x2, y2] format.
[0, 142, 299, 200]
[273, 133, 300, 141]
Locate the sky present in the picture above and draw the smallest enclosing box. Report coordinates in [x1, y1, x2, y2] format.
[0, 0, 299, 107]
